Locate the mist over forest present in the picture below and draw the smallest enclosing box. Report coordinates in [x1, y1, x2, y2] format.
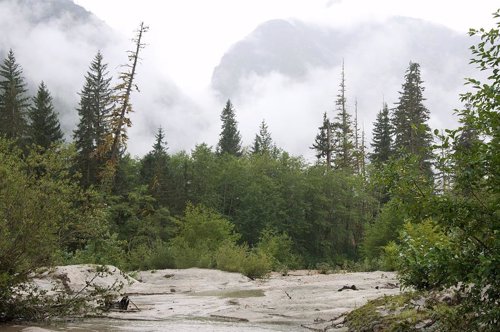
[0, 0, 480, 159]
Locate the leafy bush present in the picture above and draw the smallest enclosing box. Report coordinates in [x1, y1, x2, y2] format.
[0, 140, 109, 320]
[361, 199, 407, 260]
[396, 219, 453, 290]
[381, 241, 399, 271]
[68, 232, 127, 269]
[215, 241, 248, 273]
[256, 229, 301, 271]
[168, 204, 243, 269]
[240, 250, 272, 279]
[215, 241, 272, 279]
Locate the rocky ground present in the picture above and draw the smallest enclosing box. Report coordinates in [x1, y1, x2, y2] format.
[7, 265, 402, 331]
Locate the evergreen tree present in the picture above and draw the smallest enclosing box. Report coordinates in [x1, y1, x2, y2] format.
[73, 51, 114, 188]
[108, 22, 148, 171]
[217, 99, 242, 156]
[332, 61, 356, 171]
[28, 82, 63, 150]
[360, 127, 367, 177]
[392, 62, 433, 174]
[140, 127, 170, 207]
[370, 102, 392, 164]
[252, 119, 274, 155]
[152, 126, 168, 156]
[0, 49, 29, 141]
[353, 99, 361, 173]
[311, 112, 334, 168]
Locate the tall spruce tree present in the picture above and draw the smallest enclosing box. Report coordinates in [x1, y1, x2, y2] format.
[73, 51, 114, 188]
[217, 99, 242, 156]
[370, 102, 392, 164]
[252, 119, 274, 155]
[140, 127, 170, 206]
[28, 82, 63, 150]
[311, 112, 334, 168]
[0, 49, 29, 141]
[332, 61, 356, 171]
[392, 62, 433, 174]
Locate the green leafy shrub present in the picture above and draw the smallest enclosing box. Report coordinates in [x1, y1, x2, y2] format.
[381, 241, 399, 271]
[256, 229, 301, 271]
[240, 250, 272, 279]
[396, 219, 453, 290]
[215, 241, 248, 273]
[168, 204, 241, 269]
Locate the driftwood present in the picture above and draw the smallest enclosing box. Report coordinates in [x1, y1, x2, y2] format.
[338, 285, 358, 291]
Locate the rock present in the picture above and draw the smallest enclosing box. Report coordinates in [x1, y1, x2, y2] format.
[415, 319, 434, 329]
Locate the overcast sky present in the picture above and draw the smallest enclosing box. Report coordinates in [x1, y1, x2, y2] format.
[74, 0, 499, 93]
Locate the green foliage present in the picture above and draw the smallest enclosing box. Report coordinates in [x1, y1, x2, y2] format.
[345, 292, 435, 332]
[256, 229, 301, 271]
[28, 81, 64, 150]
[0, 49, 29, 142]
[396, 220, 453, 290]
[0, 139, 109, 320]
[140, 127, 171, 207]
[362, 199, 407, 260]
[381, 241, 399, 271]
[370, 102, 392, 165]
[392, 62, 434, 176]
[169, 204, 240, 268]
[311, 112, 334, 167]
[69, 232, 127, 269]
[73, 51, 114, 188]
[239, 250, 272, 279]
[252, 119, 276, 155]
[389, 11, 500, 330]
[215, 241, 272, 279]
[332, 62, 356, 171]
[217, 99, 242, 157]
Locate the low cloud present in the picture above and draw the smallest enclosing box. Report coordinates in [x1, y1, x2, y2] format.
[0, 1, 481, 162]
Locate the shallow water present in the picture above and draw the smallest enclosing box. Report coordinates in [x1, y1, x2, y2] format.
[192, 289, 265, 298]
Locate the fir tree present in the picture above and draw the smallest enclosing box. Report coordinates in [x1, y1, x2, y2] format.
[252, 119, 274, 155]
[332, 61, 356, 171]
[152, 126, 168, 156]
[0, 49, 29, 141]
[28, 82, 63, 150]
[311, 112, 334, 168]
[370, 102, 392, 164]
[73, 51, 114, 187]
[140, 127, 170, 206]
[217, 99, 242, 156]
[392, 62, 433, 174]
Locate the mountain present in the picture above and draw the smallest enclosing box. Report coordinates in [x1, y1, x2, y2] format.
[0, 0, 202, 156]
[211, 17, 472, 99]
[209, 17, 476, 158]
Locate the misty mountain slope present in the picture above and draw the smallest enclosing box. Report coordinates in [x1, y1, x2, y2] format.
[0, 0, 93, 25]
[210, 17, 477, 158]
[0, 0, 117, 134]
[0, 0, 203, 155]
[211, 17, 472, 99]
